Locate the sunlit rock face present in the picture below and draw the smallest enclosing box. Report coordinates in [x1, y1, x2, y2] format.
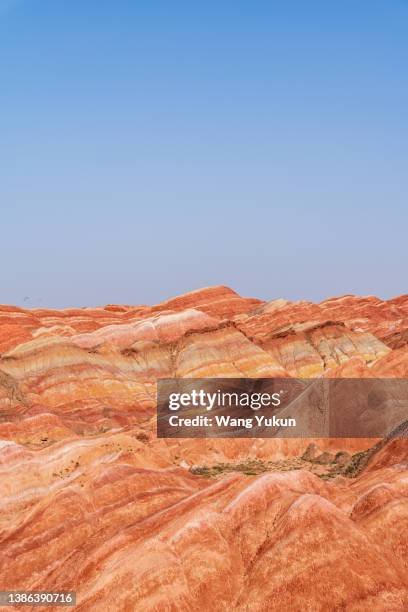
[0, 286, 407, 610]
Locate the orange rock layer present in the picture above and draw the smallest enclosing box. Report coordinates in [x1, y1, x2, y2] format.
[0, 286, 407, 610]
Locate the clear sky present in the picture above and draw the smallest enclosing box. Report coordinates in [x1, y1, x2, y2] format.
[1, 1, 407, 308]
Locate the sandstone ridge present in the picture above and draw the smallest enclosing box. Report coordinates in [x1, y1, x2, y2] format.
[0, 286, 407, 610]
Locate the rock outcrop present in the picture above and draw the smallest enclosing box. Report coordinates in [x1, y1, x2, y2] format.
[0, 286, 407, 610]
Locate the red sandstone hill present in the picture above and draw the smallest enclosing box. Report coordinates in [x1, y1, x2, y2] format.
[0, 286, 407, 610]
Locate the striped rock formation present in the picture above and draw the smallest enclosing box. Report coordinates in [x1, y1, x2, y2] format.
[0, 286, 407, 610]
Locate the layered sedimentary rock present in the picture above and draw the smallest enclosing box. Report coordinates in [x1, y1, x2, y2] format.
[0, 286, 407, 610]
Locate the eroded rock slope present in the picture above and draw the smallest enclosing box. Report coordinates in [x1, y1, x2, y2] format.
[0, 286, 407, 610]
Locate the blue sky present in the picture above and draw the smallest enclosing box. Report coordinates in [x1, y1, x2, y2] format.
[1, 1, 407, 307]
